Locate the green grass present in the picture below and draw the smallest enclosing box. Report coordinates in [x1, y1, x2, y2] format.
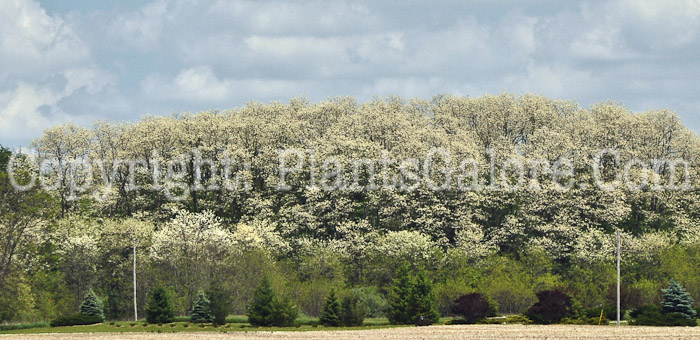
[0, 316, 401, 335]
[0, 322, 49, 331]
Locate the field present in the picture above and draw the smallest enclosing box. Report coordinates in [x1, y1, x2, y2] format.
[3, 325, 700, 340]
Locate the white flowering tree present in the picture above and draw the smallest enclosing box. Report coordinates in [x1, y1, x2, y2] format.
[149, 209, 233, 306]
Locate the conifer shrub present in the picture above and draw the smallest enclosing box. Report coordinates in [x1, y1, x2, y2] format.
[340, 293, 366, 327]
[387, 264, 414, 325]
[631, 279, 698, 326]
[190, 290, 213, 323]
[79, 289, 105, 321]
[145, 286, 174, 324]
[410, 267, 440, 325]
[661, 279, 697, 320]
[207, 282, 231, 325]
[319, 289, 341, 327]
[387, 264, 440, 325]
[247, 276, 298, 327]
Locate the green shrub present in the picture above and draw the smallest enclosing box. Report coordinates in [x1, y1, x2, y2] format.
[79, 289, 105, 321]
[319, 289, 341, 327]
[387, 264, 413, 325]
[410, 268, 440, 325]
[503, 314, 533, 325]
[190, 290, 213, 323]
[561, 316, 609, 325]
[584, 306, 616, 320]
[387, 264, 439, 325]
[631, 304, 696, 326]
[247, 276, 298, 327]
[476, 314, 533, 325]
[50, 313, 103, 327]
[247, 276, 275, 326]
[350, 287, 387, 318]
[340, 293, 366, 327]
[145, 286, 174, 324]
[207, 282, 231, 326]
[271, 296, 298, 327]
[661, 279, 697, 320]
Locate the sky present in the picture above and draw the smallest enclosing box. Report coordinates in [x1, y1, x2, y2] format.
[1, 0, 700, 148]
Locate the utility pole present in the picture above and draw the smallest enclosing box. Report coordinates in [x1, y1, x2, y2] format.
[616, 229, 621, 326]
[133, 237, 138, 321]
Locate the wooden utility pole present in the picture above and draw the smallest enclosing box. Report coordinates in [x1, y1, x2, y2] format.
[616, 229, 621, 326]
[133, 237, 138, 321]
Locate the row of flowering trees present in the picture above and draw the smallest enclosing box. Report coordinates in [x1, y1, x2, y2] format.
[4, 94, 700, 322]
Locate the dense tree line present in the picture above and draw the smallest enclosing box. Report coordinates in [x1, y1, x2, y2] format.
[2, 94, 700, 323]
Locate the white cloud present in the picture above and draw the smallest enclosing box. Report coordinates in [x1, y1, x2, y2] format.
[0, 0, 90, 79]
[4, 0, 700, 146]
[0, 81, 97, 146]
[110, 0, 169, 49]
[141, 66, 315, 103]
[0, 0, 113, 147]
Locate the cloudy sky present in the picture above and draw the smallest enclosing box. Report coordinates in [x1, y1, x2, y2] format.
[1, 0, 700, 147]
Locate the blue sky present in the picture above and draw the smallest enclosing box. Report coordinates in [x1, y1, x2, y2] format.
[2, 0, 700, 147]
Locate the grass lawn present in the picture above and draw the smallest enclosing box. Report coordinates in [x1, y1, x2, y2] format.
[0, 317, 402, 335]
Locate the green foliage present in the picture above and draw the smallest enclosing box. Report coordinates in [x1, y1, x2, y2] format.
[145, 286, 174, 324]
[79, 289, 104, 321]
[387, 264, 414, 325]
[319, 289, 341, 327]
[247, 276, 298, 327]
[631, 304, 697, 326]
[387, 264, 439, 325]
[50, 313, 103, 327]
[269, 296, 298, 327]
[8, 96, 700, 323]
[190, 290, 213, 323]
[561, 316, 609, 325]
[475, 256, 539, 314]
[476, 314, 533, 325]
[340, 293, 366, 327]
[348, 287, 387, 318]
[207, 282, 231, 325]
[410, 267, 440, 325]
[583, 306, 616, 320]
[247, 277, 275, 326]
[0, 146, 9, 172]
[661, 279, 697, 320]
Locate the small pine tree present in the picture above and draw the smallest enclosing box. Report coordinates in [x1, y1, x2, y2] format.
[270, 295, 298, 327]
[207, 282, 231, 325]
[319, 289, 341, 327]
[145, 286, 174, 324]
[247, 276, 276, 326]
[387, 263, 414, 325]
[79, 289, 105, 321]
[661, 279, 697, 320]
[340, 293, 366, 327]
[190, 290, 213, 323]
[409, 267, 440, 325]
